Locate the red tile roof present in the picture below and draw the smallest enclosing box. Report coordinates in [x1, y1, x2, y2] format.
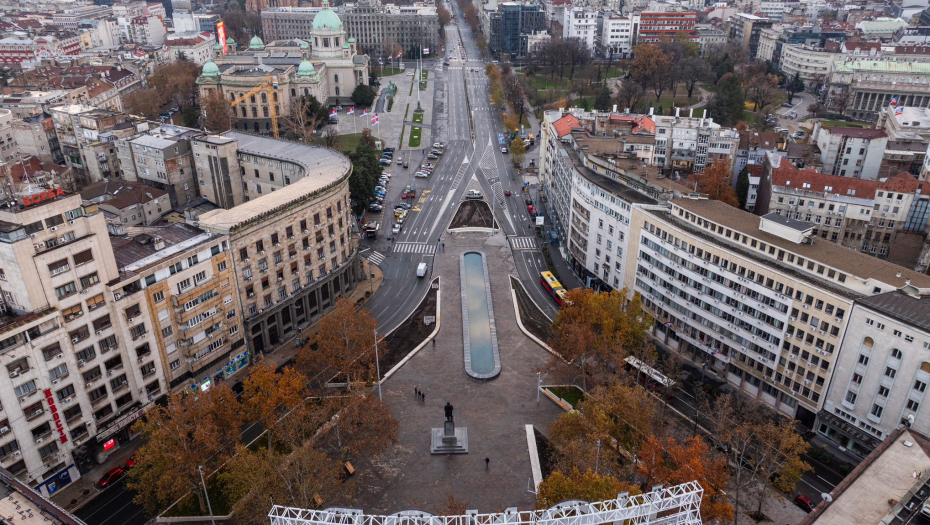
[879, 172, 928, 194]
[772, 164, 879, 199]
[552, 114, 582, 138]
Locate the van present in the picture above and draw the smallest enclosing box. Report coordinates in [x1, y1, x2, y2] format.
[416, 263, 428, 277]
[466, 189, 482, 199]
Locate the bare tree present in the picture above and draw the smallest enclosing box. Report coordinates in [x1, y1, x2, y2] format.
[287, 94, 325, 143]
[616, 81, 645, 112]
[322, 126, 340, 150]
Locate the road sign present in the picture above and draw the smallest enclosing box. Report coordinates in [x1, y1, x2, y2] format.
[536, 216, 544, 226]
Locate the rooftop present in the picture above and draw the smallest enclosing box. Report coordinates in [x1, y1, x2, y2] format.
[0, 469, 85, 525]
[857, 289, 930, 333]
[112, 223, 212, 273]
[772, 162, 880, 199]
[670, 198, 930, 290]
[80, 180, 167, 209]
[832, 59, 930, 74]
[197, 132, 351, 232]
[820, 126, 887, 139]
[552, 114, 582, 138]
[760, 211, 812, 231]
[800, 428, 930, 525]
[564, 145, 657, 206]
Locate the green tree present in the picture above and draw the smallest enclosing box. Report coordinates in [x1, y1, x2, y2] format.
[736, 168, 751, 209]
[351, 84, 377, 107]
[786, 72, 805, 103]
[346, 140, 382, 214]
[594, 85, 612, 111]
[709, 73, 745, 126]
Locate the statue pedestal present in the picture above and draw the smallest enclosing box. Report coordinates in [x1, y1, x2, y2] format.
[431, 421, 468, 454]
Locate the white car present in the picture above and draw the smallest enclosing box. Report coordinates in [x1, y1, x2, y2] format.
[415, 171, 429, 178]
[466, 189, 483, 199]
[392, 224, 401, 234]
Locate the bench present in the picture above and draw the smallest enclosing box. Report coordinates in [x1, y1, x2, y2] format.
[344, 462, 355, 476]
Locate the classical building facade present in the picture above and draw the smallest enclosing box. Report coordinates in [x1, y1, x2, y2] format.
[198, 6, 369, 133]
[827, 60, 930, 121]
[193, 132, 361, 356]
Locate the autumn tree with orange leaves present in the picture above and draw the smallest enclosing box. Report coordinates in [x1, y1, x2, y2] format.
[536, 468, 641, 509]
[637, 435, 734, 523]
[301, 296, 380, 389]
[695, 159, 741, 208]
[242, 358, 307, 451]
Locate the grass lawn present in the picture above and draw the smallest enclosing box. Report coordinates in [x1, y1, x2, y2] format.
[548, 385, 585, 409]
[379, 66, 404, 76]
[408, 111, 424, 147]
[421, 69, 428, 80]
[820, 119, 864, 128]
[532, 75, 573, 91]
[311, 132, 380, 153]
[604, 67, 625, 79]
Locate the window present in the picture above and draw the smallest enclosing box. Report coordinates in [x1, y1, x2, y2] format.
[845, 390, 857, 404]
[73, 249, 93, 266]
[908, 399, 921, 411]
[56, 384, 75, 402]
[161, 326, 173, 337]
[79, 272, 99, 289]
[170, 359, 180, 370]
[14, 380, 36, 398]
[885, 367, 897, 379]
[892, 348, 903, 359]
[870, 404, 884, 418]
[48, 259, 69, 276]
[878, 385, 890, 397]
[55, 282, 77, 299]
[153, 291, 165, 303]
[49, 363, 68, 381]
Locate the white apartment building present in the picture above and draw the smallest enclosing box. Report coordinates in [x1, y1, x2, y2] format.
[756, 27, 781, 63]
[563, 7, 599, 52]
[0, 109, 19, 163]
[625, 191, 930, 423]
[0, 190, 148, 494]
[596, 13, 637, 56]
[653, 110, 739, 174]
[819, 287, 930, 458]
[779, 44, 840, 89]
[878, 106, 930, 143]
[758, 0, 786, 21]
[813, 125, 888, 179]
[164, 31, 216, 66]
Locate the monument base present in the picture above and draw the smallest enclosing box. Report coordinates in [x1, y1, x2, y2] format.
[430, 427, 469, 454]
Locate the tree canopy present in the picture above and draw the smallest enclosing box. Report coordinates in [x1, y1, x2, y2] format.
[351, 84, 377, 107]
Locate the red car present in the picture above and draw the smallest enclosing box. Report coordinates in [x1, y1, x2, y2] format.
[527, 204, 535, 214]
[401, 191, 409, 199]
[504, 190, 511, 196]
[97, 467, 125, 488]
[124, 453, 137, 469]
[794, 495, 816, 513]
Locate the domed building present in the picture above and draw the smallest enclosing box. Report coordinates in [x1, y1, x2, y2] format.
[197, 2, 369, 134]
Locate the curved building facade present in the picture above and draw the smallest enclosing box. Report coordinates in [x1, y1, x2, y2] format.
[193, 132, 360, 356]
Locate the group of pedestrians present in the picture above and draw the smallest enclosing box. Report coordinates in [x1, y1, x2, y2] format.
[414, 386, 426, 402]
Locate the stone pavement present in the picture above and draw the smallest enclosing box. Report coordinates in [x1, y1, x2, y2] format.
[50, 258, 384, 512]
[344, 229, 563, 514]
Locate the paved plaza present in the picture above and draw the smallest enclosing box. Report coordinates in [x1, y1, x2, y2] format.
[346, 229, 563, 514]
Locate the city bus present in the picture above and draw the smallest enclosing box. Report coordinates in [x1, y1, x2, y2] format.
[624, 356, 676, 398]
[539, 271, 567, 307]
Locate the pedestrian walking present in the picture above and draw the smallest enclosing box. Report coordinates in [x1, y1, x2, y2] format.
[442, 242, 445, 251]
[432, 338, 436, 347]
[415, 387, 419, 398]
[485, 457, 490, 469]
[422, 392, 426, 403]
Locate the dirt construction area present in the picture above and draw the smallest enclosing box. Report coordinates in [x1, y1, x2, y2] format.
[449, 199, 496, 229]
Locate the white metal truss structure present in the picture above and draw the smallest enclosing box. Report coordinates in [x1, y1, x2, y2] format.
[269, 481, 703, 525]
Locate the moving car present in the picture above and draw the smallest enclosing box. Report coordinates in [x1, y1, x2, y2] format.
[392, 223, 401, 234]
[401, 191, 409, 199]
[416, 263, 428, 277]
[793, 495, 815, 513]
[527, 204, 535, 215]
[501, 147, 509, 154]
[98, 467, 125, 488]
[466, 189, 483, 199]
[504, 190, 511, 196]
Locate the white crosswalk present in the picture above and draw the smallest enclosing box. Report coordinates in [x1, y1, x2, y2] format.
[509, 236, 537, 251]
[394, 242, 436, 255]
[367, 251, 386, 265]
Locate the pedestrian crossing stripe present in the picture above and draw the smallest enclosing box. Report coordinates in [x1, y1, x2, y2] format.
[367, 251, 386, 265]
[393, 243, 436, 255]
[509, 237, 536, 251]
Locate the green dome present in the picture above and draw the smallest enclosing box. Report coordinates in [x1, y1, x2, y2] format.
[347, 37, 356, 43]
[248, 35, 264, 50]
[300, 41, 309, 49]
[213, 42, 222, 50]
[201, 61, 220, 77]
[312, 8, 343, 31]
[226, 36, 235, 44]
[296, 59, 316, 77]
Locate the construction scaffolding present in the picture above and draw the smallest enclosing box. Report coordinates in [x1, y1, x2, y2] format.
[269, 481, 703, 525]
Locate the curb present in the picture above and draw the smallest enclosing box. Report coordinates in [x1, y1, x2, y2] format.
[539, 386, 574, 412]
[380, 276, 441, 382]
[508, 277, 560, 359]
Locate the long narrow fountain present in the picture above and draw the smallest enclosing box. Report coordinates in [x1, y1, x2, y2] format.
[460, 251, 501, 379]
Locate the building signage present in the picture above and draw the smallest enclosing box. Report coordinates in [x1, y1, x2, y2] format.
[97, 402, 151, 442]
[22, 188, 65, 207]
[216, 22, 228, 55]
[42, 389, 68, 444]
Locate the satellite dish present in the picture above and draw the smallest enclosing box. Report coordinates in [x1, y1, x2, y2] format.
[821, 493, 833, 502]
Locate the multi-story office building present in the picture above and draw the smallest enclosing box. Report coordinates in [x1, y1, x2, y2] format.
[819, 286, 930, 458]
[563, 6, 599, 52]
[637, 11, 696, 43]
[826, 60, 930, 121]
[260, 4, 439, 57]
[108, 224, 246, 395]
[596, 12, 637, 57]
[695, 24, 727, 57]
[812, 125, 888, 179]
[486, 2, 547, 57]
[0, 109, 19, 164]
[193, 132, 361, 355]
[726, 13, 772, 60]
[652, 111, 739, 175]
[13, 113, 62, 165]
[732, 130, 778, 180]
[0, 190, 148, 491]
[541, 111, 584, 250]
[79, 181, 171, 229]
[625, 191, 930, 423]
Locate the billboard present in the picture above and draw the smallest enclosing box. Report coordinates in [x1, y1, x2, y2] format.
[217, 21, 228, 54]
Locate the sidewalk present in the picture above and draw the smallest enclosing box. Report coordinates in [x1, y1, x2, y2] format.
[51, 259, 384, 512]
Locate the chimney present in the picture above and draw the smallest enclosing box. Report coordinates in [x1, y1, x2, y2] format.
[649, 107, 654, 116]
[907, 279, 912, 286]
[625, 108, 630, 114]
[689, 108, 694, 118]
[612, 104, 617, 112]
[703, 109, 707, 118]
[675, 107, 680, 117]
[153, 237, 165, 250]
[897, 272, 902, 278]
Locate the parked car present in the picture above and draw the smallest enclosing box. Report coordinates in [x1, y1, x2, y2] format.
[781, 102, 793, 108]
[396, 202, 412, 210]
[794, 495, 816, 513]
[369, 204, 383, 212]
[380, 158, 391, 165]
[527, 204, 535, 214]
[402, 191, 409, 199]
[793, 130, 805, 139]
[403, 161, 409, 169]
[125, 453, 137, 469]
[466, 189, 483, 199]
[501, 147, 509, 154]
[504, 190, 511, 196]
[328, 118, 338, 125]
[384, 147, 394, 153]
[98, 467, 125, 488]
[525, 198, 533, 206]
[392, 223, 401, 234]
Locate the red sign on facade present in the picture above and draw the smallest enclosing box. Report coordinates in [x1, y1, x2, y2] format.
[216, 22, 228, 55]
[22, 188, 65, 207]
[43, 389, 68, 444]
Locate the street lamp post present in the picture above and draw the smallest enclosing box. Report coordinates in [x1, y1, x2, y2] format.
[374, 328, 382, 401]
[198, 465, 216, 525]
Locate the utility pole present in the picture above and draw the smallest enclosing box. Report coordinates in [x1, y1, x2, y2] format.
[536, 372, 541, 403]
[198, 465, 216, 525]
[374, 328, 382, 400]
